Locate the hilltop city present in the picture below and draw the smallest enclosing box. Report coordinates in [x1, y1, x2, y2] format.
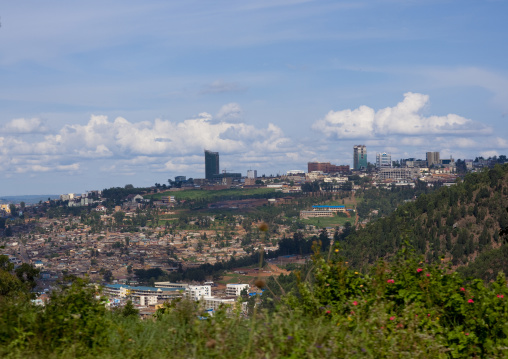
[1, 146, 507, 317]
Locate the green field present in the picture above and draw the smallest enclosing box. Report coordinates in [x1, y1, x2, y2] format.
[218, 273, 255, 285]
[301, 215, 353, 228]
[145, 187, 276, 201]
[325, 200, 356, 208]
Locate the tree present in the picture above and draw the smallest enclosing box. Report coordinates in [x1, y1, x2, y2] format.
[113, 211, 126, 225]
[14, 263, 40, 290]
[124, 184, 134, 189]
[121, 300, 139, 317]
[9, 204, 16, 216]
[5, 226, 13, 237]
[103, 269, 113, 282]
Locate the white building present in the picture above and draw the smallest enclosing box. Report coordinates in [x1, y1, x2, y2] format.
[154, 282, 189, 289]
[139, 295, 158, 306]
[226, 284, 250, 297]
[376, 153, 392, 168]
[247, 170, 257, 179]
[185, 285, 211, 301]
[104, 284, 182, 301]
[203, 297, 236, 311]
[59, 193, 75, 201]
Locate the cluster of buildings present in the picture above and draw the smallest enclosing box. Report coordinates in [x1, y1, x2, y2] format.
[60, 191, 102, 207]
[103, 282, 251, 315]
[193, 147, 472, 190]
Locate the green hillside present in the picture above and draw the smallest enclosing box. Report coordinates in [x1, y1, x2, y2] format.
[146, 187, 277, 201]
[341, 164, 508, 273]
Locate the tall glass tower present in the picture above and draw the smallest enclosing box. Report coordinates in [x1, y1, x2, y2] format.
[204, 150, 220, 180]
[353, 145, 367, 170]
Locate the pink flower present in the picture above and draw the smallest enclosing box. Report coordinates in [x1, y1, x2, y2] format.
[326, 310, 331, 314]
[417, 268, 423, 273]
[465, 333, 469, 336]
[387, 279, 395, 284]
[460, 287, 465, 291]
[353, 301, 358, 306]
[426, 273, 430, 277]
[497, 294, 504, 298]
[427, 313, 431, 317]
[389, 316, 395, 321]
[468, 299, 474, 303]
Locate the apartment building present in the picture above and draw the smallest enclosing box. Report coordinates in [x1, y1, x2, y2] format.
[226, 284, 250, 296]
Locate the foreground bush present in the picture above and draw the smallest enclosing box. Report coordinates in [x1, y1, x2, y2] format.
[1, 246, 508, 358]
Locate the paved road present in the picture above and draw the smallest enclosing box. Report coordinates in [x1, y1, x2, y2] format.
[18, 241, 30, 263]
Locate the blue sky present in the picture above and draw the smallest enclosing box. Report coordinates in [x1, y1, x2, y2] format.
[1, 0, 507, 195]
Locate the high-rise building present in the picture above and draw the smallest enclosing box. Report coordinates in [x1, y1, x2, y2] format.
[426, 152, 440, 167]
[353, 145, 367, 170]
[204, 150, 219, 180]
[247, 170, 257, 179]
[376, 153, 392, 168]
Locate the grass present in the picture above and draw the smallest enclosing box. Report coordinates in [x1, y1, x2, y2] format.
[3, 247, 508, 358]
[325, 200, 356, 208]
[145, 188, 276, 201]
[301, 215, 353, 228]
[219, 274, 256, 285]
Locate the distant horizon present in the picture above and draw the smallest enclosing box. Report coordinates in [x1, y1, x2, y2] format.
[0, 194, 60, 204]
[1, 1, 507, 195]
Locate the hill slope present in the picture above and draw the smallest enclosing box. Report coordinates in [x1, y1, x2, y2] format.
[342, 164, 508, 273]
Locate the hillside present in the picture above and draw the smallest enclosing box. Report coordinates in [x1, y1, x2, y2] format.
[341, 164, 508, 274]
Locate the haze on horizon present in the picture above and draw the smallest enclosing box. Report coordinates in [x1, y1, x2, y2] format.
[1, 0, 507, 196]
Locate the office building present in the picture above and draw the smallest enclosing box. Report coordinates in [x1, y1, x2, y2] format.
[426, 152, 440, 167]
[353, 145, 367, 170]
[307, 162, 350, 174]
[376, 153, 392, 168]
[400, 158, 427, 168]
[247, 170, 257, 179]
[204, 150, 220, 180]
[378, 167, 420, 181]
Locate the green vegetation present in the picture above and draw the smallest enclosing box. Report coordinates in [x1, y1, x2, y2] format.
[355, 180, 430, 220]
[301, 215, 352, 228]
[341, 165, 508, 270]
[146, 187, 277, 201]
[2, 244, 508, 358]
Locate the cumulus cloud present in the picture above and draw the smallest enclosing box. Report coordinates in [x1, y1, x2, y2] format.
[216, 103, 243, 122]
[2, 118, 49, 134]
[0, 108, 291, 176]
[312, 92, 491, 139]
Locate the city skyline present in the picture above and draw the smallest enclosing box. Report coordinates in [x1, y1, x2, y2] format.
[1, 1, 508, 195]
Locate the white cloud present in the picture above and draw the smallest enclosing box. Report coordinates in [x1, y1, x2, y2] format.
[492, 137, 508, 148]
[0, 108, 292, 176]
[2, 118, 49, 134]
[216, 103, 243, 122]
[480, 150, 499, 158]
[312, 92, 491, 139]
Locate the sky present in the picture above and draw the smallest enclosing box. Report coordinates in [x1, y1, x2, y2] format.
[1, 0, 507, 195]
